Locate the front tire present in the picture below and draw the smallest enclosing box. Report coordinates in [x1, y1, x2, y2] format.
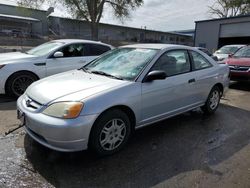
[6, 72, 38, 98]
[89, 109, 131, 156]
[201, 86, 221, 115]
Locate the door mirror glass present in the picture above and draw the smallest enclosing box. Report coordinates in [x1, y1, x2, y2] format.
[145, 70, 167, 82]
[53, 51, 64, 58]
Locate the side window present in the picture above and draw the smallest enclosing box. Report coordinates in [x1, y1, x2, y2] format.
[151, 50, 191, 76]
[190, 51, 212, 70]
[59, 43, 86, 58]
[88, 44, 111, 56]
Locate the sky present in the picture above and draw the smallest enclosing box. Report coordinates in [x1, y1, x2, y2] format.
[0, 0, 217, 31]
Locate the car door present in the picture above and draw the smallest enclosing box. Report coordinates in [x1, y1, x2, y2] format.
[140, 49, 202, 125]
[45, 43, 93, 76]
[189, 50, 215, 102]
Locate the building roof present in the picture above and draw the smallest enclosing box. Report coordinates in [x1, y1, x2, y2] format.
[196, 14, 250, 23]
[0, 13, 40, 22]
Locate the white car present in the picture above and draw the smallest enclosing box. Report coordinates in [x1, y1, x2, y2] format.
[213, 45, 245, 61]
[0, 39, 113, 97]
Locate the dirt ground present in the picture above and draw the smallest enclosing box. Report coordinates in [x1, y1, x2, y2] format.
[0, 81, 250, 188]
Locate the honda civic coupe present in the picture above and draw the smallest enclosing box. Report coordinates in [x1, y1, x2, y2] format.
[225, 45, 250, 81]
[17, 44, 229, 156]
[0, 39, 113, 97]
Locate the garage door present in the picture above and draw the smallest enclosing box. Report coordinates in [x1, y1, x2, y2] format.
[220, 22, 250, 38]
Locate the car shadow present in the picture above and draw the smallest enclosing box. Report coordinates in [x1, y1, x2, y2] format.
[229, 81, 250, 92]
[0, 95, 16, 111]
[24, 104, 250, 187]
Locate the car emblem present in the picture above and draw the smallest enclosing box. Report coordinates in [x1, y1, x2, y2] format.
[234, 65, 240, 69]
[26, 99, 32, 107]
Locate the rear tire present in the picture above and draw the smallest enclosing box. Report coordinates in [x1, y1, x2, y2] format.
[5, 72, 38, 98]
[89, 109, 131, 156]
[201, 86, 221, 115]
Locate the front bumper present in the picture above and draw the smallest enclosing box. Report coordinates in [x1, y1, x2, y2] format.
[230, 71, 250, 81]
[17, 95, 99, 152]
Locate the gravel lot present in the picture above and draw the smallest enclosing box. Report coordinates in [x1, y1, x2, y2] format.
[0, 82, 250, 188]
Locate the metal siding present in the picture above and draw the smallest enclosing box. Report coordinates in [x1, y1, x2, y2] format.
[220, 22, 250, 38]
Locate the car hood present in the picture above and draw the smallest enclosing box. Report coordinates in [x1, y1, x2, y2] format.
[26, 70, 129, 105]
[0, 52, 39, 64]
[213, 53, 229, 60]
[226, 57, 250, 66]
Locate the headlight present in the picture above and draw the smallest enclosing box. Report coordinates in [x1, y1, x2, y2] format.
[0, 64, 5, 69]
[43, 102, 84, 119]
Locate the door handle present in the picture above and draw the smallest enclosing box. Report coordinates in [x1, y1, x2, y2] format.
[188, 78, 196, 83]
[34, 62, 46, 66]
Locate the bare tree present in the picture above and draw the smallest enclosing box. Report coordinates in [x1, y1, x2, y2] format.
[17, 0, 143, 40]
[209, 0, 250, 18]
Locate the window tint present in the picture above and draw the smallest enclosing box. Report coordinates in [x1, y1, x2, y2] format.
[88, 44, 111, 56]
[190, 51, 212, 70]
[59, 43, 86, 57]
[151, 50, 191, 76]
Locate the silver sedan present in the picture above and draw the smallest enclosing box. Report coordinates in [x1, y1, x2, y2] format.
[17, 44, 229, 156]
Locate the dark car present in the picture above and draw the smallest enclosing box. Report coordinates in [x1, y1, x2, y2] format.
[196, 47, 218, 61]
[225, 46, 250, 81]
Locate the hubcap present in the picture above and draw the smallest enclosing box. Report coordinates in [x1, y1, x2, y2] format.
[209, 90, 220, 110]
[11, 75, 35, 96]
[99, 119, 126, 151]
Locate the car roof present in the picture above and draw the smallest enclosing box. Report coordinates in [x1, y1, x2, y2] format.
[52, 39, 112, 47]
[222, 44, 245, 47]
[120, 43, 189, 50]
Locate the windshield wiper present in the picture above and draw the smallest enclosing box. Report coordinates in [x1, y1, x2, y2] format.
[80, 67, 92, 73]
[91, 70, 124, 80]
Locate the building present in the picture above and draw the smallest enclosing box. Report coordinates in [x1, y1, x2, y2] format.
[49, 16, 193, 46]
[0, 3, 193, 47]
[171, 29, 195, 38]
[195, 15, 250, 52]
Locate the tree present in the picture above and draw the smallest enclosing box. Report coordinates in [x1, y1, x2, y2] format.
[209, 0, 250, 18]
[17, 0, 143, 40]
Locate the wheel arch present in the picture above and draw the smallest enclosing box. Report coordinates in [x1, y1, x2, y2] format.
[213, 83, 224, 96]
[5, 70, 40, 93]
[90, 105, 137, 135]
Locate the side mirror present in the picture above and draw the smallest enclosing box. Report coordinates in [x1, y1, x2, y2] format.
[228, 53, 233, 58]
[53, 51, 64, 58]
[144, 70, 167, 82]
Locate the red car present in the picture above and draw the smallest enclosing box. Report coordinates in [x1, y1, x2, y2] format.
[225, 46, 250, 81]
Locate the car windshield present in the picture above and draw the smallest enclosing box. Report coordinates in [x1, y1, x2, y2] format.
[216, 46, 240, 54]
[26, 41, 64, 56]
[233, 46, 250, 57]
[84, 48, 159, 81]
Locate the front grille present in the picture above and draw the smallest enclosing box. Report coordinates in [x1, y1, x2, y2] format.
[229, 65, 250, 72]
[24, 95, 42, 110]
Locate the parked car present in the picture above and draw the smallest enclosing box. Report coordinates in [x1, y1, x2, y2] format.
[213, 45, 245, 61]
[17, 44, 229, 156]
[0, 39, 113, 97]
[225, 45, 250, 81]
[196, 47, 218, 61]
